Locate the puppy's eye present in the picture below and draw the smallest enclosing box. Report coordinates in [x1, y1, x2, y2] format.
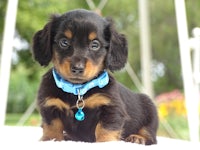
[89, 40, 101, 51]
[59, 38, 70, 48]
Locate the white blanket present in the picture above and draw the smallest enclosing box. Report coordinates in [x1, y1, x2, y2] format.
[0, 126, 199, 150]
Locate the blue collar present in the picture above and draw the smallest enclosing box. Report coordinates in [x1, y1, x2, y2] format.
[52, 68, 109, 96]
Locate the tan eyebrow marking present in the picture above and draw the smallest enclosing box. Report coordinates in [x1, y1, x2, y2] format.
[64, 30, 73, 39]
[88, 32, 97, 40]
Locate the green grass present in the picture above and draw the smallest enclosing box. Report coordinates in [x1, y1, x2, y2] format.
[157, 115, 190, 140]
[5, 113, 41, 126]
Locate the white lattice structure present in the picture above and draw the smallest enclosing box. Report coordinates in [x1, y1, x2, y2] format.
[175, 0, 200, 142]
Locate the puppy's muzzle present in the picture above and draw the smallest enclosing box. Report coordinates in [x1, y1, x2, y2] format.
[70, 57, 86, 75]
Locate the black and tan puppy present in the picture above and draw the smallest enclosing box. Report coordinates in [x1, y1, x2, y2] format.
[32, 9, 158, 145]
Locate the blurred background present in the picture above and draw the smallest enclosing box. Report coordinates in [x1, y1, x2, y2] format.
[0, 0, 200, 141]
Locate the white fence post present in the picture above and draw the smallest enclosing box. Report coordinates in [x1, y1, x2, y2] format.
[174, 0, 199, 142]
[0, 0, 18, 126]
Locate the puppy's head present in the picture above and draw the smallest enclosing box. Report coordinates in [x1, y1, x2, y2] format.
[32, 9, 128, 83]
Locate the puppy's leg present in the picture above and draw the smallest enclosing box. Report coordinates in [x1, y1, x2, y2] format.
[41, 118, 64, 141]
[95, 123, 121, 142]
[39, 98, 71, 141]
[125, 127, 157, 145]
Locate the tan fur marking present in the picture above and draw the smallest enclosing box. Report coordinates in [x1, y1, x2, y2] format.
[41, 118, 64, 141]
[65, 30, 73, 39]
[84, 60, 103, 80]
[88, 32, 97, 40]
[59, 59, 71, 78]
[138, 127, 153, 141]
[95, 123, 121, 142]
[84, 94, 110, 109]
[53, 52, 71, 80]
[70, 94, 111, 109]
[44, 98, 70, 111]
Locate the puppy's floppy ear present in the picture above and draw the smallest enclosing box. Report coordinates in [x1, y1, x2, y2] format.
[104, 18, 128, 72]
[32, 14, 60, 66]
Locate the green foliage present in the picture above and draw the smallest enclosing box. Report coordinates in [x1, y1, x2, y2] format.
[158, 116, 190, 140]
[0, 0, 7, 49]
[16, 0, 87, 42]
[6, 113, 41, 126]
[7, 64, 40, 113]
[150, 0, 181, 94]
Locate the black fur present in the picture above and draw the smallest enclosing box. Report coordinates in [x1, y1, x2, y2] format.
[32, 9, 158, 145]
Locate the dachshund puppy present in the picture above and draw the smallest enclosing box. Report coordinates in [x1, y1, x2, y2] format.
[32, 9, 158, 145]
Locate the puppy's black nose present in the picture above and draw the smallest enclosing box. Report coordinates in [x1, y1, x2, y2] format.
[71, 64, 84, 75]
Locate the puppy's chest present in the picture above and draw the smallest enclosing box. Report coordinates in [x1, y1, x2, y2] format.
[64, 94, 100, 120]
[45, 92, 111, 119]
[60, 93, 110, 131]
[63, 93, 111, 109]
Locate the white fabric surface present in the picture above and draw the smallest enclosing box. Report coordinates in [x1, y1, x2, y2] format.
[0, 126, 199, 150]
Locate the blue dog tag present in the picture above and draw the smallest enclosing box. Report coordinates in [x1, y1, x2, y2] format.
[75, 108, 85, 121]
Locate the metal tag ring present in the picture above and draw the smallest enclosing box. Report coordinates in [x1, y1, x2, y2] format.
[76, 98, 85, 109]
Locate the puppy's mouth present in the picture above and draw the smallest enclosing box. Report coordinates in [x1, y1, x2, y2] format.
[67, 77, 89, 84]
[63, 72, 100, 84]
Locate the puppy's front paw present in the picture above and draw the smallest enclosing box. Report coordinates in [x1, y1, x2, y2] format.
[125, 134, 146, 145]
